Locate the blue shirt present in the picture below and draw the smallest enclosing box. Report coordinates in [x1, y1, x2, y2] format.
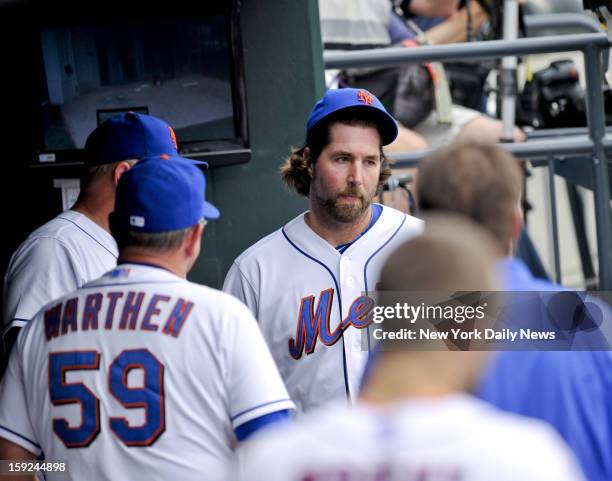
[477, 257, 612, 481]
[496, 257, 564, 292]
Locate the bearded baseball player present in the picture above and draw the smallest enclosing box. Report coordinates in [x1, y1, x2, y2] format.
[2, 112, 191, 356]
[0, 159, 294, 480]
[223, 88, 423, 413]
[233, 216, 585, 481]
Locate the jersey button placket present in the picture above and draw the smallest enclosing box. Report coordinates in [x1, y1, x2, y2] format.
[340, 254, 366, 403]
[340, 256, 352, 288]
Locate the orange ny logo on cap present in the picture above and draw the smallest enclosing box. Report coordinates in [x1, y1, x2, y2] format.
[357, 89, 373, 105]
[168, 126, 178, 150]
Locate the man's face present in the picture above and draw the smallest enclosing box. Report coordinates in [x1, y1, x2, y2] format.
[310, 122, 382, 223]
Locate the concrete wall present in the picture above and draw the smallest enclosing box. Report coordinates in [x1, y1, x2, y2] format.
[190, 0, 326, 287]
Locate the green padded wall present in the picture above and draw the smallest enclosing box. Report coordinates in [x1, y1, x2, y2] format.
[189, 0, 326, 288]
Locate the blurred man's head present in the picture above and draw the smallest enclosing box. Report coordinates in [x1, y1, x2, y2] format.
[417, 141, 523, 256]
[361, 214, 499, 402]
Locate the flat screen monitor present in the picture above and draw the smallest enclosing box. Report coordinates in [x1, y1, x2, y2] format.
[35, 6, 249, 167]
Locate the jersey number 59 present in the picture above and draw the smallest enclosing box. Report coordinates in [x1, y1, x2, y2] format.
[49, 349, 165, 448]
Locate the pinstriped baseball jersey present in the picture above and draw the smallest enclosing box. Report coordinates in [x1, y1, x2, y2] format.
[3, 210, 118, 337]
[0, 263, 294, 481]
[223, 205, 423, 413]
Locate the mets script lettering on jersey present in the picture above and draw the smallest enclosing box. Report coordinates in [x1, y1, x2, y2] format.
[43, 292, 193, 341]
[289, 290, 374, 359]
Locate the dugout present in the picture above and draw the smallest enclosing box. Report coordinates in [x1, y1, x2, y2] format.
[0, 0, 325, 292]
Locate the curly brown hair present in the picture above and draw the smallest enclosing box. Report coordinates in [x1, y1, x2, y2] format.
[280, 112, 392, 198]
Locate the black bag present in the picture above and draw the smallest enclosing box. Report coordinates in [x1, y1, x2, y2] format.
[394, 63, 435, 127]
[341, 63, 434, 128]
[517, 60, 587, 128]
[444, 60, 493, 111]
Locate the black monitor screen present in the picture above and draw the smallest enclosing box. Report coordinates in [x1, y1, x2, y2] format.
[39, 16, 246, 165]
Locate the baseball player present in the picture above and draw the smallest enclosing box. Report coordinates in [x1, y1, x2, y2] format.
[233, 216, 586, 481]
[223, 88, 423, 413]
[2, 112, 192, 355]
[0, 159, 294, 481]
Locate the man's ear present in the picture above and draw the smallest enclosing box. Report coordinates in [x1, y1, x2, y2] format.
[185, 221, 204, 257]
[113, 161, 134, 186]
[304, 148, 313, 178]
[511, 204, 524, 244]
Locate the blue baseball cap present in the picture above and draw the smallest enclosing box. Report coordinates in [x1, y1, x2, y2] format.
[85, 112, 207, 166]
[112, 159, 220, 234]
[306, 88, 398, 145]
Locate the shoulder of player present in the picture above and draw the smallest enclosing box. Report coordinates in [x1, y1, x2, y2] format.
[465, 397, 573, 450]
[178, 280, 255, 315]
[232, 217, 302, 266]
[5, 235, 80, 287]
[9, 214, 93, 265]
[25, 280, 256, 336]
[357, 206, 423, 251]
[379, 205, 424, 233]
[12, 290, 78, 353]
[23, 211, 87, 241]
[23, 210, 111, 249]
[241, 403, 348, 453]
[478, 417, 581, 480]
[11, 219, 72, 255]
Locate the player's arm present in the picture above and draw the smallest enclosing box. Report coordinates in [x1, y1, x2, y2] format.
[4, 238, 81, 335]
[0, 330, 42, 468]
[0, 437, 37, 481]
[0, 327, 20, 381]
[224, 302, 294, 440]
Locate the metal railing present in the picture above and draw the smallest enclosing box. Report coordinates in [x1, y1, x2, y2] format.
[324, 32, 612, 289]
[524, 13, 601, 35]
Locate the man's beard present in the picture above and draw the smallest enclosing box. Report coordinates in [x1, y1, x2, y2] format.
[313, 186, 375, 223]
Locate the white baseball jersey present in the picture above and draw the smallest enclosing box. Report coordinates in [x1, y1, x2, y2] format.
[234, 394, 586, 481]
[0, 264, 294, 481]
[3, 210, 118, 336]
[223, 205, 423, 412]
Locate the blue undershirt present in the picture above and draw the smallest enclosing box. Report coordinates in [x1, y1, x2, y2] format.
[336, 204, 382, 254]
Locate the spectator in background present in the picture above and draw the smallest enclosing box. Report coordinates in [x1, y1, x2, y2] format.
[319, 0, 525, 150]
[322, 0, 429, 153]
[395, 0, 552, 281]
[320, 0, 526, 219]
